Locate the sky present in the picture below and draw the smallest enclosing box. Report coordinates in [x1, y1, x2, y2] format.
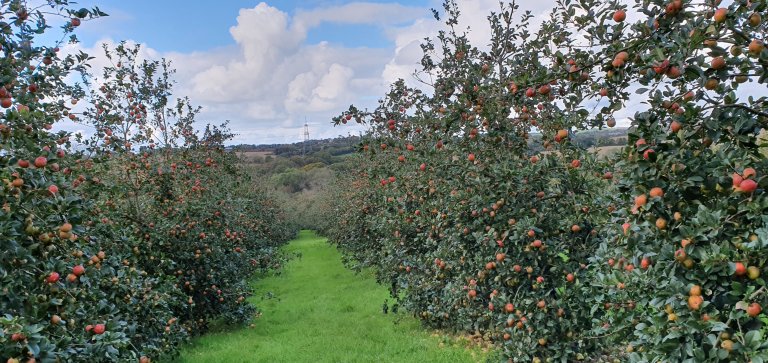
[55, 0, 567, 145]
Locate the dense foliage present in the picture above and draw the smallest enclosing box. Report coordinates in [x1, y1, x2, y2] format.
[0, 2, 292, 362]
[325, 0, 768, 361]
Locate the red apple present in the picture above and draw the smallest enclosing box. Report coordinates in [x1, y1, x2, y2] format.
[613, 9, 626, 22]
[46, 272, 60, 284]
[739, 179, 757, 193]
[34, 156, 47, 168]
[93, 324, 105, 335]
[73, 265, 85, 276]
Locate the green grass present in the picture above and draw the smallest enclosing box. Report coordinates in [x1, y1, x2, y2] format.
[177, 230, 489, 363]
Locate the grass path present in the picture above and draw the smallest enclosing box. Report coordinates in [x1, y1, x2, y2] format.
[178, 230, 487, 363]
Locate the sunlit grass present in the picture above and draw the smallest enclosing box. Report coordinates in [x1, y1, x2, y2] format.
[177, 230, 490, 363]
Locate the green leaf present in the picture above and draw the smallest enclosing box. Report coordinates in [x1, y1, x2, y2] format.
[745, 330, 761, 349]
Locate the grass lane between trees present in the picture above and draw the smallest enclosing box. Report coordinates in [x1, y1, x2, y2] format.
[178, 230, 489, 363]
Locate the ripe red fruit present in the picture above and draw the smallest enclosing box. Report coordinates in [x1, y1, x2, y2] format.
[34, 156, 48, 168]
[643, 149, 655, 160]
[640, 257, 651, 270]
[733, 172, 745, 188]
[566, 273, 574, 282]
[93, 324, 105, 334]
[505, 303, 514, 313]
[48, 185, 59, 194]
[1, 98, 11, 108]
[60, 223, 73, 233]
[468, 153, 475, 162]
[739, 179, 757, 193]
[46, 272, 60, 284]
[674, 249, 687, 261]
[713, 8, 727, 23]
[388, 176, 396, 183]
[571, 159, 581, 168]
[688, 295, 703, 310]
[85, 325, 93, 332]
[419, 163, 426, 171]
[525, 88, 535, 97]
[735, 262, 747, 276]
[710, 56, 726, 70]
[71, 18, 81, 27]
[73, 265, 85, 276]
[747, 302, 762, 317]
[17, 159, 29, 168]
[670, 120, 682, 133]
[613, 9, 626, 22]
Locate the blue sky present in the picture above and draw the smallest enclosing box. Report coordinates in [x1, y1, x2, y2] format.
[75, 0, 433, 52]
[57, 0, 557, 144]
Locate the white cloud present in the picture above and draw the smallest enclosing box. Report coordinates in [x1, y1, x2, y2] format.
[66, 0, 608, 144]
[292, 2, 425, 31]
[381, 0, 560, 86]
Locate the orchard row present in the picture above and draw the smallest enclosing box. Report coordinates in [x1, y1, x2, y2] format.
[1, 3, 292, 362]
[325, 0, 768, 361]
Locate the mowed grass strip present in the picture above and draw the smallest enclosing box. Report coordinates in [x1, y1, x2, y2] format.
[177, 230, 489, 363]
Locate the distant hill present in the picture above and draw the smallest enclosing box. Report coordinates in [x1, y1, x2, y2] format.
[233, 127, 629, 161]
[529, 127, 628, 152]
[231, 135, 361, 158]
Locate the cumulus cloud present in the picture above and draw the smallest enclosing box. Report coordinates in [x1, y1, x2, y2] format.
[381, 0, 560, 86]
[174, 2, 406, 143]
[68, 1, 591, 144]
